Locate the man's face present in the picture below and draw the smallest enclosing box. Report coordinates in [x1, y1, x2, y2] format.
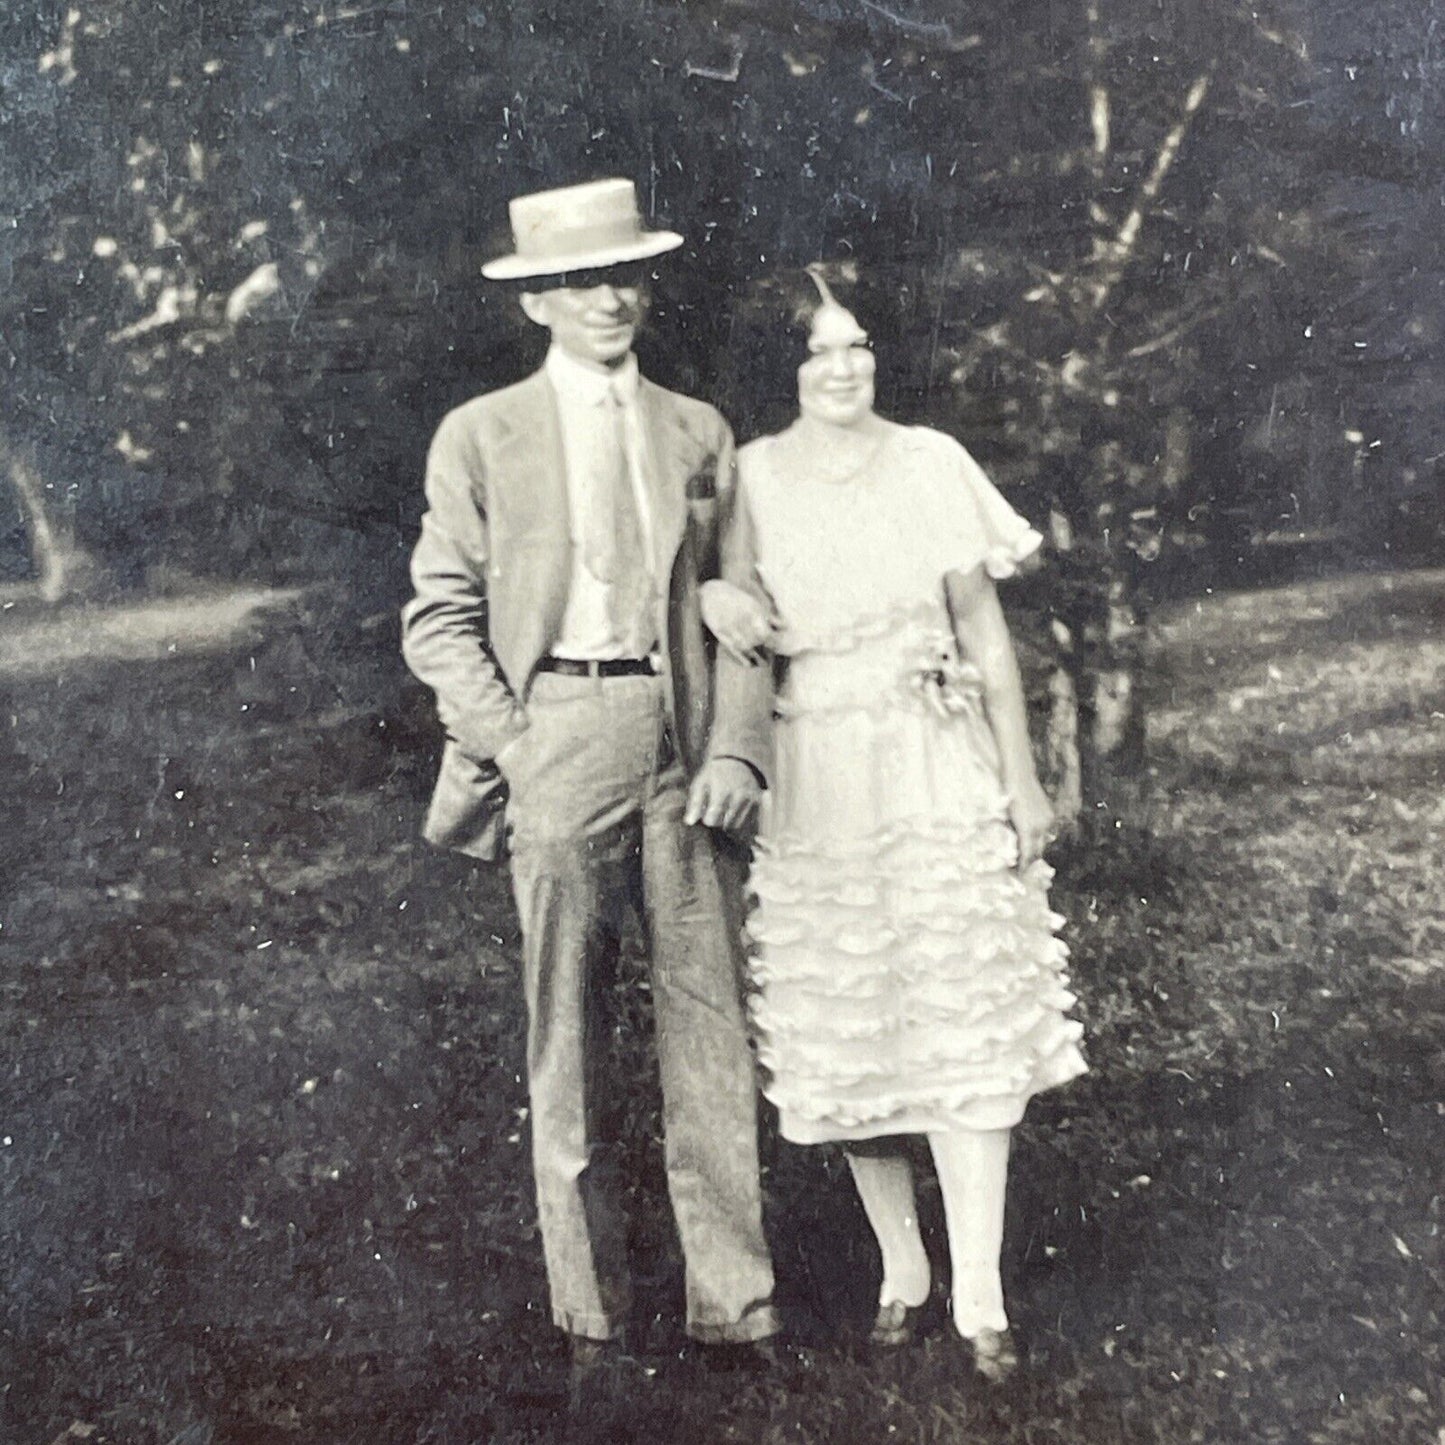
[520, 266, 650, 370]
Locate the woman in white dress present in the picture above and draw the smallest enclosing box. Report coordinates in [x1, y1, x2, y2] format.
[703, 271, 1087, 1379]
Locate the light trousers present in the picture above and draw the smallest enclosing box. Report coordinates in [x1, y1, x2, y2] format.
[504, 670, 777, 1343]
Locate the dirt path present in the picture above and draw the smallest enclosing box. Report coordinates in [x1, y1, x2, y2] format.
[0, 587, 307, 678]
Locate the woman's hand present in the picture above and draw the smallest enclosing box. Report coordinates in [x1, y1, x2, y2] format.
[1008, 777, 1055, 868]
[701, 580, 775, 665]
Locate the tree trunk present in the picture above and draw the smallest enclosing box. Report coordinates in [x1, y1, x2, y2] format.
[1046, 659, 1084, 827]
[1043, 508, 1085, 827]
[0, 430, 100, 602]
[1091, 578, 1146, 771]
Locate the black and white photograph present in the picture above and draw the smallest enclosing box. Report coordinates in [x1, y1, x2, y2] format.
[1, 2, 1441, 1441]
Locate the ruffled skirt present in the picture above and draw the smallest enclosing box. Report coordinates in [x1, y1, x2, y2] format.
[749, 644, 1087, 1143]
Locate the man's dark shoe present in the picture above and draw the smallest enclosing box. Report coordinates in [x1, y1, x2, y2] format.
[567, 1335, 629, 1412]
[694, 1334, 805, 1381]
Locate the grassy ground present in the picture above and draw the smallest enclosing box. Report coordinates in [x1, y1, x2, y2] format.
[0, 569, 1441, 1444]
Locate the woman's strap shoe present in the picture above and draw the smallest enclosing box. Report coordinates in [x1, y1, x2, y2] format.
[966, 1326, 1019, 1384]
[869, 1300, 924, 1348]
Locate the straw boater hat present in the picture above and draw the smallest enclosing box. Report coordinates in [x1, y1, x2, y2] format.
[481, 178, 684, 281]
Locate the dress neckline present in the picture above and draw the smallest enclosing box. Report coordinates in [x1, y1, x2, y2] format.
[770, 418, 908, 487]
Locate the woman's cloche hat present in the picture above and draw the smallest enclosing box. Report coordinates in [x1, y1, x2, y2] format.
[481, 178, 684, 281]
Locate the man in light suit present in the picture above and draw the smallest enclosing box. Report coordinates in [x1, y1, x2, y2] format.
[401, 180, 778, 1373]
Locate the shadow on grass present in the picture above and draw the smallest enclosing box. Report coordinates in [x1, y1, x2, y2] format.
[11, 1045, 1431, 1443]
[1147, 567, 1445, 713]
[1, 581, 1441, 1443]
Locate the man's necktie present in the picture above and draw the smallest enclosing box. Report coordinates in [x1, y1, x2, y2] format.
[583, 387, 651, 643]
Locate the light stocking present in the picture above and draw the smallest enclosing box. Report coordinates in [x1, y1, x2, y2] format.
[928, 1127, 1012, 1337]
[845, 1150, 932, 1308]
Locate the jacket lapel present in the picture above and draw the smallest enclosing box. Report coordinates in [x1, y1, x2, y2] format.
[489, 371, 692, 680]
[638, 380, 689, 582]
[493, 371, 571, 668]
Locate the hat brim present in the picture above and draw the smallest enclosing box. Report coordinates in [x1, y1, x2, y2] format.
[481, 230, 684, 281]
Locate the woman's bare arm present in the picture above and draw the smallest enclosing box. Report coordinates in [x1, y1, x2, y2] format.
[945, 565, 1054, 865]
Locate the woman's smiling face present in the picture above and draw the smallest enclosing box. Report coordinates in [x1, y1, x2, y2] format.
[797, 300, 877, 427]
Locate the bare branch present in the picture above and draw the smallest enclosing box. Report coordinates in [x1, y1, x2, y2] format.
[683, 46, 743, 82]
[1083, 0, 1110, 167]
[1091, 85, 1111, 164]
[953, 327, 1120, 409]
[856, 0, 979, 47]
[1121, 305, 1222, 361]
[1086, 72, 1210, 315]
[1249, 8, 1308, 60]
[0, 431, 96, 603]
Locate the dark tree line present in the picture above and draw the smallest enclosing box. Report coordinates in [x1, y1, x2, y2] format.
[3, 0, 1441, 816]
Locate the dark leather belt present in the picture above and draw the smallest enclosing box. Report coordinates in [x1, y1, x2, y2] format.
[535, 655, 660, 679]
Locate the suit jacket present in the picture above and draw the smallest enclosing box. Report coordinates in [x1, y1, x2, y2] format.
[402, 365, 772, 860]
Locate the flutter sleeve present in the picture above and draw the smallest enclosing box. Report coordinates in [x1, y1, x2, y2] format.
[925, 429, 1044, 581]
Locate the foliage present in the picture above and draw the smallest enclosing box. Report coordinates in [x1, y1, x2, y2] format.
[0, 2, 1324, 569]
[4, 0, 1443, 793]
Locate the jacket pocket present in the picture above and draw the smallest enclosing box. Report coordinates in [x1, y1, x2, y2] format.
[685, 466, 718, 501]
[423, 741, 508, 860]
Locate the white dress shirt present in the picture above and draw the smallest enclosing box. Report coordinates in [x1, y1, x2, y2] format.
[544, 345, 658, 660]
